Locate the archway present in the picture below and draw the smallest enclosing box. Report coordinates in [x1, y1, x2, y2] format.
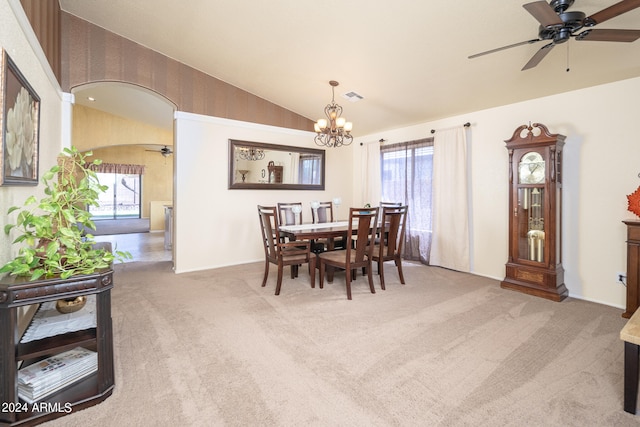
[70, 82, 176, 264]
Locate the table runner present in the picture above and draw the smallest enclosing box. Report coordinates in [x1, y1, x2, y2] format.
[279, 221, 349, 232]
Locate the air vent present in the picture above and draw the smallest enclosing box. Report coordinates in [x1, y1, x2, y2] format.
[342, 91, 364, 102]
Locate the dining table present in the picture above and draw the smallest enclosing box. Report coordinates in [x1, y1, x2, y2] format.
[279, 220, 387, 282]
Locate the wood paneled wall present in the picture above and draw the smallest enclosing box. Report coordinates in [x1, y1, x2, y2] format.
[60, 13, 314, 132]
[20, 0, 62, 82]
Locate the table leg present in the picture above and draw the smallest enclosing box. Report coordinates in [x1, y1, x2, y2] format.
[624, 341, 640, 414]
[327, 237, 335, 282]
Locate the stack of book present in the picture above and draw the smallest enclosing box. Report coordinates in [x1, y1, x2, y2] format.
[18, 347, 98, 404]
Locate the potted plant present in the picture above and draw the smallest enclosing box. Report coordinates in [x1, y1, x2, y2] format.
[0, 146, 131, 280]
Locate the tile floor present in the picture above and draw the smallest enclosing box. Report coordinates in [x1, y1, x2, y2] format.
[94, 231, 172, 263]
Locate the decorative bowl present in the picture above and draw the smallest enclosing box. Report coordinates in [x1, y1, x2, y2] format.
[56, 296, 87, 314]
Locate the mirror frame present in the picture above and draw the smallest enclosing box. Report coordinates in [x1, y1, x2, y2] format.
[228, 139, 325, 190]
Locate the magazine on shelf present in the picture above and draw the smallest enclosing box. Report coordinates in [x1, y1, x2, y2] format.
[20, 295, 97, 343]
[18, 347, 97, 403]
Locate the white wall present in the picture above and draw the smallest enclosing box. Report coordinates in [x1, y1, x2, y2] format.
[0, 0, 63, 267]
[353, 76, 640, 310]
[173, 112, 353, 273]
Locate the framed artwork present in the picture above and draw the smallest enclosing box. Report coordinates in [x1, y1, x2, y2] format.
[0, 48, 40, 186]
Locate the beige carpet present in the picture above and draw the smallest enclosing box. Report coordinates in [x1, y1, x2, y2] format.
[45, 260, 638, 426]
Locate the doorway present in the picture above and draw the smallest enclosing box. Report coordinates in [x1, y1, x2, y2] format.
[70, 82, 176, 263]
[89, 172, 142, 220]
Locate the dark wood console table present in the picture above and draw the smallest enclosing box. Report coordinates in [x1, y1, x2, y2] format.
[0, 269, 114, 426]
[624, 221, 640, 318]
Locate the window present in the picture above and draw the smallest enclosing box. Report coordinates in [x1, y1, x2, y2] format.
[298, 154, 322, 185]
[89, 172, 142, 219]
[380, 138, 434, 263]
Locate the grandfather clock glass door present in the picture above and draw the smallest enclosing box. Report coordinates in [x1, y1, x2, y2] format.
[516, 151, 546, 263]
[502, 123, 567, 302]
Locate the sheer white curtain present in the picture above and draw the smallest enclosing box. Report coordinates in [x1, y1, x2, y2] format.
[380, 139, 433, 264]
[360, 141, 381, 207]
[289, 153, 300, 184]
[430, 127, 470, 272]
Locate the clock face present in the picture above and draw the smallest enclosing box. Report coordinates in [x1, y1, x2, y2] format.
[518, 151, 545, 184]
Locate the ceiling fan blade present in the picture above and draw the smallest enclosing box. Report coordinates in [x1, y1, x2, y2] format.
[521, 42, 555, 70]
[586, 0, 640, 26]
[523, 1, 563, 27]
[468, 39, 542, 59]
[576, 28, 640, 42]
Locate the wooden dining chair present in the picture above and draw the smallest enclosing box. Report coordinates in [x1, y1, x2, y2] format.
[318, 207, 379, 300]
[380, 201, 402, 207]
[310, 201, 345, 252]
[311, 201, 334, 224]
[277, 202, 303, 226]
[371, 205, 408, 290]
[257, 205, 315, 295]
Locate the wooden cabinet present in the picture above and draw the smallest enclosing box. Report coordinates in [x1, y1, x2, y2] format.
[0, 269, 114, 426]
[267, 161, 283, 184]
[623, 221, 640, 318]
[501, 123, 568, 301]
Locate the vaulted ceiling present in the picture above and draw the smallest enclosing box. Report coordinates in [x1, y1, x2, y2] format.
[60, 0, 640, 135]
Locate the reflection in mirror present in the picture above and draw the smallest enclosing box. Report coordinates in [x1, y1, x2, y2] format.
[229, 140, 325, 190]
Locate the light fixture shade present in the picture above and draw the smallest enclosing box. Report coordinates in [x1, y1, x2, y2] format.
[344, 122, 353, 132]
[317, 119, 328, 129]
[336, 117, 346, 128]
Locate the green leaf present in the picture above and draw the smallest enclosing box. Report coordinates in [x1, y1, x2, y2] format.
[30, 269, 45, 281]
[46, 241, 60, 258]
[60, 270, 75, 279]
[42, 169, 55, 181]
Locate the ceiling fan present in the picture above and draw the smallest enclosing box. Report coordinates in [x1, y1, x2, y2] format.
[469, 0, 640, 70]
[145, 145, 173, 157]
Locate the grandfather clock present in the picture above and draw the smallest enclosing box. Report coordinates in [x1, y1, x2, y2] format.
[501, 123, 568, 301]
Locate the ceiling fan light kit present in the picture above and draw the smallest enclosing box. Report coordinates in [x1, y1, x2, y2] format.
[469, 0, 640, 70]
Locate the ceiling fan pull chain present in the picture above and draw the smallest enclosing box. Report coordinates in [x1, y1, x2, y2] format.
[566, 42, 570, 72]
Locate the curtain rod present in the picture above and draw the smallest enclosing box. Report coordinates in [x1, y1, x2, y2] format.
[360, 138, 386, 146]
[430, 122, 470, 134]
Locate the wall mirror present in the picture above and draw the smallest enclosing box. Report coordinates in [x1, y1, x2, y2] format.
[229, 139, 325, 190]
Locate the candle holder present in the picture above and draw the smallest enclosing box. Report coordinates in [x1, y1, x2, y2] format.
[332, 197, 342, 219]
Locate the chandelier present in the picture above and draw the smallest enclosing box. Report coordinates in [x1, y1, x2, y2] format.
[314, 80, 353, 148]
[238, 147, 265, 161]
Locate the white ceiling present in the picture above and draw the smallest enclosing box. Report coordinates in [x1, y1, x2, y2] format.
[61, 0, 640, 136]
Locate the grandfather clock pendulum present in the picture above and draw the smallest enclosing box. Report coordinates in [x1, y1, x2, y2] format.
[501, 123, 568, 301]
